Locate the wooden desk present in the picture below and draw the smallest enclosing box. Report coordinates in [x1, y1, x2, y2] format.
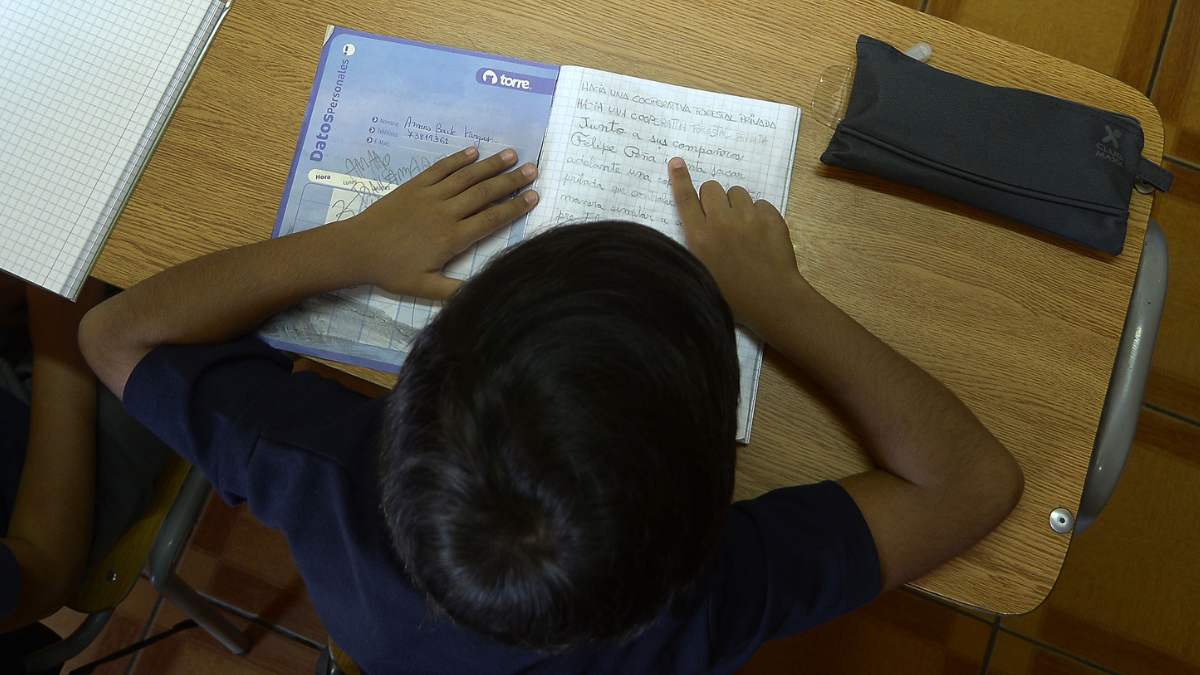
[92, 0, 1162, 615]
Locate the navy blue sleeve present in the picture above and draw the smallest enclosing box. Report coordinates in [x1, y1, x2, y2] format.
[706, 481, 881, 670]
[0, 541, 18, 621]
[123, 336, 373, 515]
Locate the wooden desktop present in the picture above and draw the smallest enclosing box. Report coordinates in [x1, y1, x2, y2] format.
[90, 0, 1163, 615]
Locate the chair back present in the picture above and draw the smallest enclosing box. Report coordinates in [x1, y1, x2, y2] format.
[68, 453, 192, 613]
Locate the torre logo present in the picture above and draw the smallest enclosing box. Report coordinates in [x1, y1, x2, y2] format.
[474, 67, 555, 95]
[481, 69, 530, 90]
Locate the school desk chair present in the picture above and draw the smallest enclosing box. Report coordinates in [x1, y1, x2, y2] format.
[1072, 218, 1169, 534]
[19, 455, 251, 673]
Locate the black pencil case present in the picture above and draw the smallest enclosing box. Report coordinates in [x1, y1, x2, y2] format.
[820, 35, 1174, 256]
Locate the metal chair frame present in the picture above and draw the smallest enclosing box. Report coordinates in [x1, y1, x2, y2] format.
[20, 465, 250, 673]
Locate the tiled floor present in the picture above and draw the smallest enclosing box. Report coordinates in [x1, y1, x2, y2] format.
[35, 1, 1200, 673]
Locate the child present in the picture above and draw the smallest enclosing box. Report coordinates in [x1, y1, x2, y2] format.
[0, 279, 170, 670]
[80, 148, 1023, 673]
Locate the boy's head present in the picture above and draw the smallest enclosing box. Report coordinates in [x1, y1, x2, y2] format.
[377, 221, 739, 651]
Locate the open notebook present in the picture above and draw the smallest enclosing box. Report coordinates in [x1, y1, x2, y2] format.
[261, 27, 801, 442]
[0, 0, 230, 298]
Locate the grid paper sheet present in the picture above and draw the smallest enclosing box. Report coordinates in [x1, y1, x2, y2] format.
[0, 0, 225, 298]
[525, 67, 801, 442]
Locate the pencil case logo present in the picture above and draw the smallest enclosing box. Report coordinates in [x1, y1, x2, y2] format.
[475, 68, 555, 95]
[1095, 125, 1123, 167]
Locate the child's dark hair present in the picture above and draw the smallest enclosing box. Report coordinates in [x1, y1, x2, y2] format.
[377, 221, 739, 651]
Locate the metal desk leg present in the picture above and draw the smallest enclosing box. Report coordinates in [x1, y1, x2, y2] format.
[1075, 219, 1169, 533]
[148, 466, 251, 655]
[20, 610, 113, 673]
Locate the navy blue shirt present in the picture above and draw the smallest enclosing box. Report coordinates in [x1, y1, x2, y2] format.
[125, 336, 880, 674]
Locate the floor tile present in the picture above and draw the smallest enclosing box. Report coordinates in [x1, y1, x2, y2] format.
[1146, 161, 1200, 422]
[987, 630, 1111, 674]
[178, 491, 328, 645]
[1152, 0, 1200, 164]
[735, 589, 993, 674]
[41, 575, 160, 674]
[1000, 408, 1200, 674]
[925, 0, 1172, 91]
[129, 598, 321, 675]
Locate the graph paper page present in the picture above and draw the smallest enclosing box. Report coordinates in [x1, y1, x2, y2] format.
[525, 66, 801, 442]
[0, 0, 221, 297]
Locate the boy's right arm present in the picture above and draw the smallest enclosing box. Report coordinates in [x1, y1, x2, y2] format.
[668, 158, 1024, 593]
[80, 147, 537, 399]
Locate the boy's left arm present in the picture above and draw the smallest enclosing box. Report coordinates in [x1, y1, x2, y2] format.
[80, 147, 537, 399]
[0, 281, 103, 630]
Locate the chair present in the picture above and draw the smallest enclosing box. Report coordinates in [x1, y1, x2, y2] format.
[1073, 218, 1170, 533]
[20, 455, 251, 673]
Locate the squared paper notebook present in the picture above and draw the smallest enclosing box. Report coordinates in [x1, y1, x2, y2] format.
[0, 0, 230, 298]
[261, 26, 801, 442]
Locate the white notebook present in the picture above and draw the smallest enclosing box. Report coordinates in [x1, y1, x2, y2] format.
[0, 0, 229, 298]
[524, 67, 800, 442]
[261, 30, 800, 442]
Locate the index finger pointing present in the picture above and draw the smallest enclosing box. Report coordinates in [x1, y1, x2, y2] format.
[668, 158, 705, 224]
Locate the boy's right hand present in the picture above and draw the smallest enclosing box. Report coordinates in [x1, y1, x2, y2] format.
[346, 146, 539, 301]
[668, 157, 813, 339]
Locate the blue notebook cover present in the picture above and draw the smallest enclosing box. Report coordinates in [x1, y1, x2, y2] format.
[261, 26, 558, 371]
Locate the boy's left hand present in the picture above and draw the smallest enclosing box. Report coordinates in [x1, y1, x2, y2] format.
[668, 158, 812, 339]
[345, 146, 539, 301]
